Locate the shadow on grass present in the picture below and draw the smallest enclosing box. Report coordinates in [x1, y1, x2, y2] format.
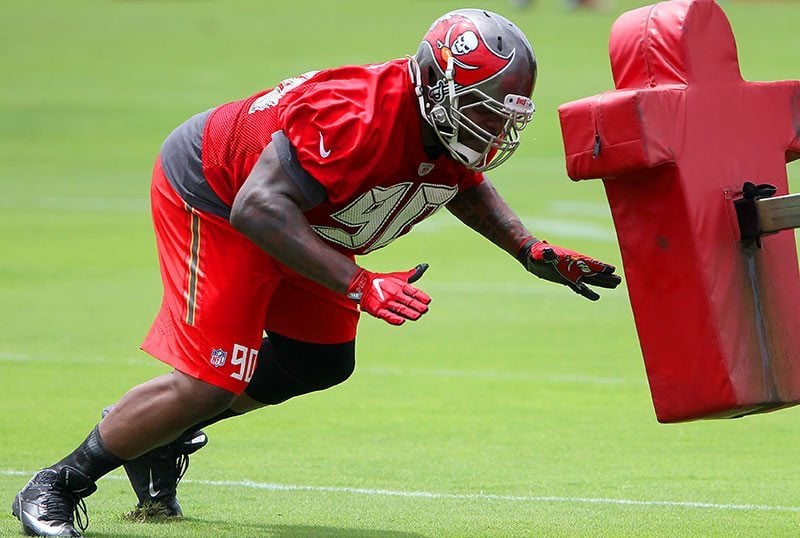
[249, 524, 425, 537]
[200, 520, 427, 537]
[87, 517, 429, 537]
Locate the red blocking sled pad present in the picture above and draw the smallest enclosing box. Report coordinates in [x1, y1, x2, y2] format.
[558, 0, 800, 422]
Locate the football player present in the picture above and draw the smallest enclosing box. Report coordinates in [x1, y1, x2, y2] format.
[12, 8, 620, 537]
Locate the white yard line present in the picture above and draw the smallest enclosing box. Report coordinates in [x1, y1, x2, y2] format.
[1, 469, 797, 513]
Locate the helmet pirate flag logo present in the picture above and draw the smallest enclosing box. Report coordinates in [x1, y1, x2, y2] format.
[424, 14, 515, 87]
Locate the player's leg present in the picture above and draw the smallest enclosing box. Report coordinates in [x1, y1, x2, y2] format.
[12, 370, 238, 536]
[233, 331, 355, 411]
[110, 200, 361, 522]
[151, 330, 356, 419]
[12, 158, 275, 536]
[103, 330, 356, 522]
[119, 275, 360, 518]
[100, 372, 235, 459]
[108, 159, 280, 520]
[97, 371, 237, 519]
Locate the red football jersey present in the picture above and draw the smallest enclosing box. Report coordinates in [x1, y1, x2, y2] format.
[201, 58, 484, 255]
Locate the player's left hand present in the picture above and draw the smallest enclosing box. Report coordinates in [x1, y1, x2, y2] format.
[518, 238, 621, 301]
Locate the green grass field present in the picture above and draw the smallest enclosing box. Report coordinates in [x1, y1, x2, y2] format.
[2, 0, 800, 536]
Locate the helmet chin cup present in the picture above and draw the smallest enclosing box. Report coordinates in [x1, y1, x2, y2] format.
[449, 141, 483, 168]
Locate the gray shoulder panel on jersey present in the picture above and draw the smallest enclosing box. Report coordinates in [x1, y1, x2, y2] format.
[159, 108, 232, 220]
[271, 130, 327, 209]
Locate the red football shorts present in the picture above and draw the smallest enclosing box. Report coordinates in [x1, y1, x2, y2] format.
[141, 158, 360, 394]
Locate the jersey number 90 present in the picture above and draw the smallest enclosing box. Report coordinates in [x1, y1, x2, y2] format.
[313, 182, 457, 253]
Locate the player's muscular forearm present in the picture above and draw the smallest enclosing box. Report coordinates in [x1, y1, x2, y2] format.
[235, 194, 354, 292]
[446, 179, 533, 256]
[230, 144, 357, 293]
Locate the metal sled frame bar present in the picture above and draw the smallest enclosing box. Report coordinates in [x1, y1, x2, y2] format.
[756, 193, 800, 234]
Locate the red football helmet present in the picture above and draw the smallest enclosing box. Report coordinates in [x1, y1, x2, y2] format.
[409, 9, 537, 171]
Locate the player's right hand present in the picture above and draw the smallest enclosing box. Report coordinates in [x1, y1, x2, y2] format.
[346, 264, 431, 325]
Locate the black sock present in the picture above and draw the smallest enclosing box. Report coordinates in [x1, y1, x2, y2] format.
[53, 425, 125, 481]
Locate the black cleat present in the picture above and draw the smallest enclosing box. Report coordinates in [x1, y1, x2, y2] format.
[12, 467, 96, 537]
[100, 405, 207, 518]
[123, 429, 208, 518]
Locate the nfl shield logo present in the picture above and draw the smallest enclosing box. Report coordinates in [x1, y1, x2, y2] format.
[210, 348, 227, 368]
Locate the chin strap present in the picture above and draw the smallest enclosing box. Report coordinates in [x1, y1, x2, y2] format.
[409, 55, 479, 168]
[424, 55, 475, 167]
[440, 56, 458, 135]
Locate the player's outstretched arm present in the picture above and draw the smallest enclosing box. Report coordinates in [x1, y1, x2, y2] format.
[446, 180, 621, 300]
[230, 143, 430, 323]
[445, 179, 531, 256]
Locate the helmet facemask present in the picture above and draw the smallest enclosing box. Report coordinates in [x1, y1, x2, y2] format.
[444, 85, 535, 172]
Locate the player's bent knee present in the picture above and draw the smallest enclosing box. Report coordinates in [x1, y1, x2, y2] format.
[244, 333, 355, 405]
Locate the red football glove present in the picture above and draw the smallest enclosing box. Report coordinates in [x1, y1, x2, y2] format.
[346, 264, 431, 325]
[518, 238, 621, 301]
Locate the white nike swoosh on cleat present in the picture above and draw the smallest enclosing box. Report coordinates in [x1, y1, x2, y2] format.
[372, 278, 386, 301]
[148, 468, 160, 497]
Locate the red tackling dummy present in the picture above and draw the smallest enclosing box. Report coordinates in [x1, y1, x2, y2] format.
[558, 0, 800, 422]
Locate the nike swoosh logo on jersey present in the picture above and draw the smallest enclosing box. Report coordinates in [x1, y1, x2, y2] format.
[372, 278, 386, 301]
[148, 468, 160, 497]
[319, 132, 331, 158]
